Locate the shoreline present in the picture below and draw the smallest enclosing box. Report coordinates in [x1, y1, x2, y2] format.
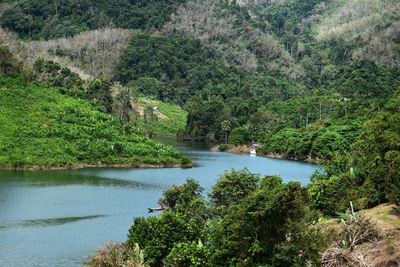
[211, 144, 318, 164]
[0, 162, 186, 171]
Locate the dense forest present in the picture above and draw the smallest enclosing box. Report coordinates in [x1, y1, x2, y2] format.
[1, 0, 400, 265]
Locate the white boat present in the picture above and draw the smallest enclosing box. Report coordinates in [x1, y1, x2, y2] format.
[250, 148, 256, 156]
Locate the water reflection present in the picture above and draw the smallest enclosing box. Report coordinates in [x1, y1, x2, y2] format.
[0, 170, 164, 190]
[0, 215, 107, 230]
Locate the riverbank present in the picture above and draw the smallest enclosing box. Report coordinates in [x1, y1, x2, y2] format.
[0, 161, 190, 171]
[211, 144, 318, 163]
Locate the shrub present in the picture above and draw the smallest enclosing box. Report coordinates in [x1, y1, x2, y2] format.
[218, 143, 228, 151]
[165, 240, 210, 266]
[322, 207, 381, 266]
[85, 241, 146, 267]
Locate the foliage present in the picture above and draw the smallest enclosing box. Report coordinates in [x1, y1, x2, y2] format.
[0, 46, 23, 76]
[330, 60, 400, 99]
[93, 0, 186, 31]
[208, 168, 259, 213]
[352, 112, 400, 205]
[218, 143, 228, 151]
[165, 240, 210, 266]
[0, 0, 109, 40]
[229, 126, 251, 145]
[127, 210, 204, 265]
[183, 96, 225, 141]
[0, 0, 186, 40]
[309, 105, 400, 215]
[158, 178, 204, 211]
[134, 97, 187, 137]
[33, 58, 84, 92]
[115, 34, 248, 105]
[85, 241, 146, 267]
[86, 78, 113, 113]
[208, 174, 322, 266]
[126, 169, 324, 266]
[0, 75, 188, 168]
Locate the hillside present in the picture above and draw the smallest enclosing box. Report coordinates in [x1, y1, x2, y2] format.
[0, 74, 189, 169]
[133, 98, 187, 137]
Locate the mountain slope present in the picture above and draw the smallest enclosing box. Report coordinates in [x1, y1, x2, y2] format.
[0, 75, 188, 169]
[162, 0, 303, 79]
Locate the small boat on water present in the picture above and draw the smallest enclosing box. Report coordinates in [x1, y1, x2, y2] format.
[250, 143, 261, 156]
[148, 207, 163, 213]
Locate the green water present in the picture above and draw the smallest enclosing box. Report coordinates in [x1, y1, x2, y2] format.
[0, 138, 319, 266]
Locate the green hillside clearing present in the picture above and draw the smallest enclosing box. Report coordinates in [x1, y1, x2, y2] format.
[0, 75, 189, 169]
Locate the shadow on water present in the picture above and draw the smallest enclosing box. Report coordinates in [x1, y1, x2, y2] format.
[0, 215, 106, 230]
[0, 170, 163, 190]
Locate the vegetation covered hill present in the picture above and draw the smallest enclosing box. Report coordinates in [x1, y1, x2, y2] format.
[0, 74, 189, 169]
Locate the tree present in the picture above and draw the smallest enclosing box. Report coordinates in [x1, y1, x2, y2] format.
[220, 120, 231, 144]
[86, 78, 113, 113]
[127, 211, 204, 265]
[229, 126, 251, 145]
[158, 178, 204, 211]
[352, 112, 400, 205]
[209, 168, 259, 214]
[209, 174, 321, 266]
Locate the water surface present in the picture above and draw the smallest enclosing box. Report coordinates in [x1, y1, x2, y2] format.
[0, 138, 319, 266]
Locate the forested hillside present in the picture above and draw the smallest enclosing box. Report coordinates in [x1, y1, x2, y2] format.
[0, 0, 186, 40]
[0, 47, 189, 169]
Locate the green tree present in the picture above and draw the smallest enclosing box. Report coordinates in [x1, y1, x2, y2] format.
[220, 120, 231, 144]
[127, 211, 203, 265]
[87, 78, 113, 113]
[229, 126, 251, 145]
[352, 112, 400, 205]
[209, 168, 259, 214]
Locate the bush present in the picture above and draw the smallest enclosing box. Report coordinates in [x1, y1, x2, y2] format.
[322, 208, 381, 266]
[85, 241, 145, 267]
[218, 143, 228, 151]
[229, 127, 251, 145]
[165, 240, 210, 266]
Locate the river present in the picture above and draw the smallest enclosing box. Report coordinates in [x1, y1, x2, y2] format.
[0, 138, 319, 266]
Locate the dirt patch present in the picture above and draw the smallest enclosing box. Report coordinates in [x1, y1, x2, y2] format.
[131, 100, 144, 116]
[361, 203, 400, 230]
[211, 144, 250, 154]
[155, 112, 169, 120]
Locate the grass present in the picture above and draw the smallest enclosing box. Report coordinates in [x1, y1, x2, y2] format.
[135, 97, 187, 137]
[361, 203, 400, 229]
